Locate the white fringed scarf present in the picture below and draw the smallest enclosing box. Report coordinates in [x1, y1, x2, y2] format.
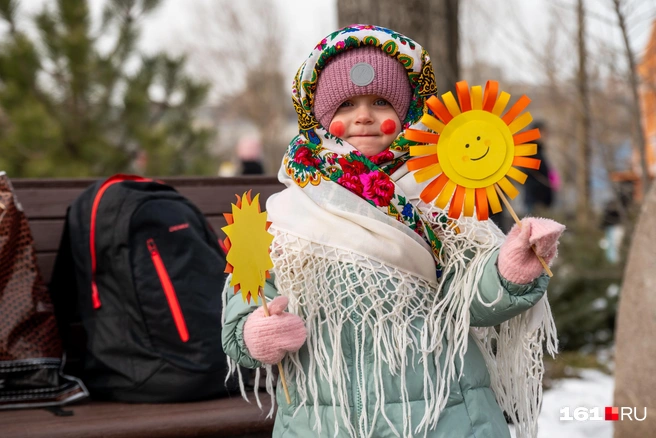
[223, 162, 558, 438]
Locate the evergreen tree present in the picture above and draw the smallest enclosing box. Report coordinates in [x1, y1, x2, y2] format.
[0, 0, 214, 177]
[548, 223, 624, 351]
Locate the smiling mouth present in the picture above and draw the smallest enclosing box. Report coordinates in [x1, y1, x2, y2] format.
[471, 146, 490, 161]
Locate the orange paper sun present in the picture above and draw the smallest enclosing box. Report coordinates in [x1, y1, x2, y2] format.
[404, 80, 541, 220]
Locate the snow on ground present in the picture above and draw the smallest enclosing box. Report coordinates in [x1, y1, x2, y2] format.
[510, 369, 615, 437]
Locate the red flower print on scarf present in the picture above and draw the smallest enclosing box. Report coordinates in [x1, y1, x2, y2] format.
[361, 171, 395, 206]
[338, 172, 364, 195]
[338, 157, 368, 175]
[368, 150, 394, 165]
[294, 146, 321, 168]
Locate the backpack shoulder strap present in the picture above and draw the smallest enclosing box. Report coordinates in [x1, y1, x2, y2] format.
[48, 207, 77, 351]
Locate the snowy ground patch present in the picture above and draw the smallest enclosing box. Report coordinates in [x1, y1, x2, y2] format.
[511, 369, 614, 437]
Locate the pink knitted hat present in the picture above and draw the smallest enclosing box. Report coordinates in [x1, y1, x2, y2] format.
[313, 46, 413, 129]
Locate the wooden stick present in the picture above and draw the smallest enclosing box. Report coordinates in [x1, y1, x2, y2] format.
[493, 184, 553, 277]
[258, 288, 292, 404]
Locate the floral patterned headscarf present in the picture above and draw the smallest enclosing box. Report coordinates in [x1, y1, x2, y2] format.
[281, 24, 444, 269]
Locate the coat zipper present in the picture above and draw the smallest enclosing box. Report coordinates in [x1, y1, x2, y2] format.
[350, 273, 363, 436]
[352, 313, 363, 437]
[147, 238, 189, 342]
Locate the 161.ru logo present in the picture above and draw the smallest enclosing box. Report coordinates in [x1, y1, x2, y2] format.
[560, 407, 647, 421]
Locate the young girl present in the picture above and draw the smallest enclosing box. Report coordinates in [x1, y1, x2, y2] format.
[222, 25, 564, 438]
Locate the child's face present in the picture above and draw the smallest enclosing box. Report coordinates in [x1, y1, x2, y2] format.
[329, 95, 402, 157]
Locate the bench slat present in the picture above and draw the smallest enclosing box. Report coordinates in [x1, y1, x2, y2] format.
[36, 252, 56, 283]
[14, 177, 283, 219]
[0, 396, 274, 438]
[31, 219, 65, 252]
[177, 184, 283, 217]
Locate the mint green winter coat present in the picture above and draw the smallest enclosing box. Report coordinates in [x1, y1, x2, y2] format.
[222, 249, 549, 438]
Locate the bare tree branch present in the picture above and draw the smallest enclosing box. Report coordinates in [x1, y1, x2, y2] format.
[613, 0, 651, 196]
[180, 0, 289, 172]
[576, 0, 592, 225]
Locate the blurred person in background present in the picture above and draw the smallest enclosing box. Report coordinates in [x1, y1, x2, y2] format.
[523, 120, 560, 214]
[599, 182, 632, 263]
[490, 120, 558, 232]
[236, 135, 265, 175]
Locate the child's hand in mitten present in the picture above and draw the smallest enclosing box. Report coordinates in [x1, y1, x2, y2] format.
[243, 296, 307, 365]
[498, 217, 566, 284]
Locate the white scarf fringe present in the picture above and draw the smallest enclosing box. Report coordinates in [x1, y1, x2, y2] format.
[472, 296, 558, 438]
[222, 207, 557, 438]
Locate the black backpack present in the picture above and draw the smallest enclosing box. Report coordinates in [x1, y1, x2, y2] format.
[50, 174, 237, 402]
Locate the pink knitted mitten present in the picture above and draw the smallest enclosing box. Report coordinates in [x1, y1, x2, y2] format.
[498, 217, 566, 284]
[243, 296, 307, 365]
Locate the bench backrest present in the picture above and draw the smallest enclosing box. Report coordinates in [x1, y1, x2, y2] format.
[12, 176, 284, 284]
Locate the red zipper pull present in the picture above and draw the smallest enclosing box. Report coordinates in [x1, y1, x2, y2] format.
[91, 282, 101, 309]
[147, 238, 157, 255]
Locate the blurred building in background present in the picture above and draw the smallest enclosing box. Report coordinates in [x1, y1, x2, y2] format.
[611, 18, 656, 201]
[638, 19, 656, 178]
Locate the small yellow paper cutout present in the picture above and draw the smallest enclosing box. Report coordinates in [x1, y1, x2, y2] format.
[221, 191, 274, 304]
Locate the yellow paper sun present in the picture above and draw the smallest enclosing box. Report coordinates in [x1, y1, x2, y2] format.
[404, 80, 541, 221]
[222, 191, 274, 304]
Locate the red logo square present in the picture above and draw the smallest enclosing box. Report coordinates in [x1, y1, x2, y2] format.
[605, 406, 619, 421]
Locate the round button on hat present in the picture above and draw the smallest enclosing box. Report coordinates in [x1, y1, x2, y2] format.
[350, 62, 375, 86]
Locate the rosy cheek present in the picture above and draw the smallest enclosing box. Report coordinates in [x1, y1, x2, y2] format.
[329, 121, 345, 137]
[380, 119, 397, 135]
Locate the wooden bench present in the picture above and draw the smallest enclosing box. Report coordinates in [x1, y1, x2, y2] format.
[0, 176, 284, 438]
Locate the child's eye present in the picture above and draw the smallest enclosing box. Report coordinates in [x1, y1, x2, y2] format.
[339, 100, 354, 108]
[374, 99, 390, 106]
